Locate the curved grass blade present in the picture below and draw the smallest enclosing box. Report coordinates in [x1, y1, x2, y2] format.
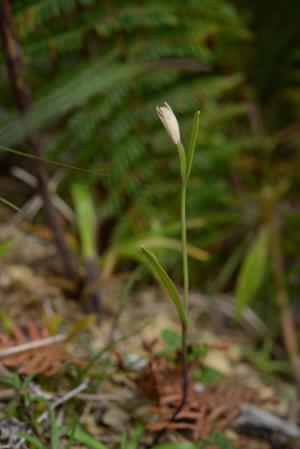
[50, 410, 60, 449]
[140, 245, 187, 326]
[0, 144, 107, 177]
[0, 239, 15, 260]
[0, 196, 20, 211]
[59, 424, 108, 449]
[76, 317, 152, 382]
[18, 433, 46, 449]
[120, 424, 144, 449]
[150, 443, 198, 449]
[65, 415, 77, 449]
[71, 182, 96, 259]
[235, 228, 269, 315]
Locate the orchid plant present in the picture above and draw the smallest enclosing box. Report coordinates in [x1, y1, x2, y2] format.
[141, 103, 200, 411]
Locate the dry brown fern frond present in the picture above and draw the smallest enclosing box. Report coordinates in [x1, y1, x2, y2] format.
[0, 318, 82, 376]
[136, 356, 260, 443]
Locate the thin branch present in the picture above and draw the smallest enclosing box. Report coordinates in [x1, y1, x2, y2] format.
[0, 334, 67, 359]
[37, 382, 88, 423]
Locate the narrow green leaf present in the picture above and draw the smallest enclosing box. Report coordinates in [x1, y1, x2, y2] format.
[140, 245, 187, 326]
[22, 373, 37, 391]
[65, 416, 78, 449]
[71, 182, 96, 258]
[235, 229, 269, 314]
[210, 236, 247, 293]
[120, 431, 128, 449]
[150, 443, 198, 449]
[186, 110, 200, 180]
[0, 373, 21, 390]
[0, 239, 14, 259]
[0, 144, 106, 177]
[0, 196, 20, 211]
[120, 424, 144, 449]
[50, 410, 60, 449]
[158, 328, 181, 355]
[76, 317, 152, 382]
[199, 431, 236, 448]
[127, 424, 144, 449]
[59, 424, 108, 449]
[18, 433, 46, 449]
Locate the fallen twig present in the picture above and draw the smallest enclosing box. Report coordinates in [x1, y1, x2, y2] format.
[37, 382, 88, 423]
[0, 334, 67, 359]
[235, 403, 300, 440]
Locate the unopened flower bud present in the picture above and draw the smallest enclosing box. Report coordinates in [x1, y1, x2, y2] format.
[156, 102, 181, 145]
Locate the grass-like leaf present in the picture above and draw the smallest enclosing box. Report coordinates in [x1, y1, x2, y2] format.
[0, 239, 14, 259]
[71, 182, 97, 259]
[18, 433, 46, 449]
[0, 144, 106, 177]
[65, 415, 78, 449]
[235, 229, 269, 314]
[140, 245, 187, 326]
[59, 424, 108, 449]
[50, 410, 60, 449]
[120, 424, 144, 449]
[150, 443, 198, 449]
[0, 196, 20, 211]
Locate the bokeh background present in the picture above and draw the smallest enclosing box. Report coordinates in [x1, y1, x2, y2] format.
[1, 0, 300, 337]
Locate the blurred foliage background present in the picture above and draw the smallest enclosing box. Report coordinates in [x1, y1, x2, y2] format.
[0, 0, 300, 341]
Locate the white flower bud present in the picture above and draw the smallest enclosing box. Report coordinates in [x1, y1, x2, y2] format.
[156, 102, 181, 145]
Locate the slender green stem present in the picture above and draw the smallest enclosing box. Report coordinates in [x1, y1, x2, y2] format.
[180, 182, 189, 409]
[181, 183, 189, 311]
[180, 322, 188, 405]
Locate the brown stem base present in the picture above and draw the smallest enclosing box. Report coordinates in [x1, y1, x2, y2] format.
[152, 325, 189, 445]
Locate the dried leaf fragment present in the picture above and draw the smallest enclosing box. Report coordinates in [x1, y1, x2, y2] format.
[0, 318, 82, 376]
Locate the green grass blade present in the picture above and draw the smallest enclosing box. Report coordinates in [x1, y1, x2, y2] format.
[71, 182, 96, 259]
[59, 424, 108, 449]
[76, 317, 152, 382]
[0, 239, 14, 259]
[186, 110, 200, 180]
[140, 245, 187, 326]
[18, 433, 46, 449]
[65, 416, 78, 449]
[120, 431, 128, 449]
[0, 373, 21, 390]
[50, 410, 60, 449]
[235, 228, 269, 314]
[123, 424, 144, 449]
[209, 235, 247, 293]
[150, 443, 198, 449]
[0, 196, 20, 211]
[0, 144, 106, 177]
